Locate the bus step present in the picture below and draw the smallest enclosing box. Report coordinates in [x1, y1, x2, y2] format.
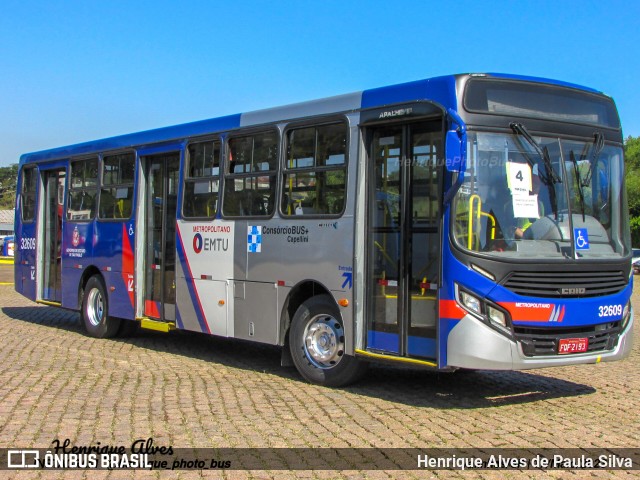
[139, 317, 175, 333]
[37, 300, 62, 307]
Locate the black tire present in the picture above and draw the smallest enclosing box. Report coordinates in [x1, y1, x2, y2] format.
[289, 295, 367, 387]
[117, 319, 139, 337]
[81, 275, 121, 338]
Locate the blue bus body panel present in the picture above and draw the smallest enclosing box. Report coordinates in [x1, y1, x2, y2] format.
[61, 221, 94, 307]
[89, 221, 136, 320]
[361, 75, 457, 110]
[367, 330, 437, 358]
[14, 175, 37, 300]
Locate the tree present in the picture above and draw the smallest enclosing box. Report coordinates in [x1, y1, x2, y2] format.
[625, 136, 640, 171]
[625, 136, 640, 246]
[0, 164, 18, 210]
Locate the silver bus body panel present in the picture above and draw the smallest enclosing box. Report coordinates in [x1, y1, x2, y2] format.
[353, 114, 368, 353]
[239, 92, 363, 128]
[447, 310, 634, 370]
[173, 113, 362, 353]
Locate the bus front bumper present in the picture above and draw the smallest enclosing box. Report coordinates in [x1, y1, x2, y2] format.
[446, 309, 634, 370]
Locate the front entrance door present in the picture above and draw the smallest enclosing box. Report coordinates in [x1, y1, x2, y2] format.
[42, 169, 65, 302]
[365, 121, 442, 357]
[143, 153, 180, 321]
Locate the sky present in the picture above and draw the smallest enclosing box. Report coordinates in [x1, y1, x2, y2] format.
[1, 0, 639, 166]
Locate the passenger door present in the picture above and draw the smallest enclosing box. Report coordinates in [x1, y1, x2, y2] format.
[365, 121, 441, 358]
[142, 153, 180, 322]
[42, 169, 66, 303]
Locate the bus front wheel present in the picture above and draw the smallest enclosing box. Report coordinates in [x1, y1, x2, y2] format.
[289, 295, 367, 387]
[81, 275, 121, 338]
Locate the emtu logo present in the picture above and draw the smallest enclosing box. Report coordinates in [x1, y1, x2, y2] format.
[193, 233, 203, 253]
[7, 450, 40, 468]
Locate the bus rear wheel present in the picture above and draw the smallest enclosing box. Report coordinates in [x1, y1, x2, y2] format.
[289, 295, 367, 387]
[81, 275, 121, 338]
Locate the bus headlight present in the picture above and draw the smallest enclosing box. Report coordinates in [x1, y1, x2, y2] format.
[487, 305, 507, 329]
[455, 284, 513, 337]
[459, 290, 482, 315]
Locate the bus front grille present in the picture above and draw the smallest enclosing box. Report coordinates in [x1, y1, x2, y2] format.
[513, 323, 621, 357]
[503, 270, 627, 298]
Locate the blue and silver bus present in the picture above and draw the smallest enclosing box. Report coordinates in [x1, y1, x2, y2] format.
[14, 73, 633, 386]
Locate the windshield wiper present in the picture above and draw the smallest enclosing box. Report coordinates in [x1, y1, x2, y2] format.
[581, 131, 605, 187]
[510, 123, 562, 184]
[569, 150, 586, 221]
[510, 122, 560, 219]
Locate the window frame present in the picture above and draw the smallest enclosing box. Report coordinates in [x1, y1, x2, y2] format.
[221, 127, 280, 219]
[98, 150, 136, 222]
[182, 138, 222, 220]
[280, 118, 350, 219]
[67, 156, 99, 222]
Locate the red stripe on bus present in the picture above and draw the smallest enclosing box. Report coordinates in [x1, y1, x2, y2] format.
[145, 300, 160, 318]
[439, 300, 466, 320]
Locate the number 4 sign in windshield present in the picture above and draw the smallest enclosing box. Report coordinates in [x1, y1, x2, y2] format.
[507, 161, 533, 195]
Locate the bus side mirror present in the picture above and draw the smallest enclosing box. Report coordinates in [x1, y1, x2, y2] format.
[445, 130, 465, 173]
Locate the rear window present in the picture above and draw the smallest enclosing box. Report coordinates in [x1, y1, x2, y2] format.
[464, 79, 620, 129]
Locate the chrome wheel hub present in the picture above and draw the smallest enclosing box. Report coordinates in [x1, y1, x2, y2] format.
[87, 288, 104, 327]
[303, 314, 344, 369]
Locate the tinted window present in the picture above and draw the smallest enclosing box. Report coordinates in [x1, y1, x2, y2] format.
[100, 153, 135, 220]
[282, 122, 347, 216]
[20, 167, 37, 222]
[184, 141, 221, 218]
[222, 131, 278, 217]
[68, 158, 98, 221]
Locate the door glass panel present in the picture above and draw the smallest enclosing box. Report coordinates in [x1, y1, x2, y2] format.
[146, 162, 163, 314]
[164, 157, 179, 313]
[43, 170, 65, 302]
[144, 154, 179, 321]
[408, 126, 440, 335]
[368, 126, 403, 353]
[411, 125, 440, 227]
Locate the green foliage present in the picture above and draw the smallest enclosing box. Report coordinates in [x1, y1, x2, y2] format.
[0, 164, 18, 210]
[630, 216, 640, 248]
[625, 136, 640, 246]
[627, 168, 640, 217]
[625, 136, 640, 170]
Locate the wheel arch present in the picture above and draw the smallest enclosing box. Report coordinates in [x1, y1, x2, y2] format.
[279, 279, 338, 346]
[77, 266, 103, 310]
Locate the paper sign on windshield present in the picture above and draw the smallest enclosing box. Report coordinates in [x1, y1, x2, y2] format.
[512, 194, 540, 219]
[507, 161, 532, 196]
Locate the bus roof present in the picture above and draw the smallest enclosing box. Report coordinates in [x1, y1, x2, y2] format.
[19, 73, 605, 165]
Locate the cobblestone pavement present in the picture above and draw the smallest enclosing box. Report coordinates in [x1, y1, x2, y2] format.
[0, 278, 638, 480]
[0, 261, 13, 284]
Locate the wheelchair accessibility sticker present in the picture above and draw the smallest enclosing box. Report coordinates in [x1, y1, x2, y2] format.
[574, 228, 589, 250]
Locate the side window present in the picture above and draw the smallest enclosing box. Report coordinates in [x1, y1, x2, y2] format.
[183, 141, 221, 218]
[222, 131, 278, 217]
[282, 122, 347, 216]
[99, 152, 135, 220]
[20, 167, 37, 222]
[67, 158, 98, 221]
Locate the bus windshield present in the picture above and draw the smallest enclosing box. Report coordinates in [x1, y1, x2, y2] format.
[453, 130, 630, 259]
